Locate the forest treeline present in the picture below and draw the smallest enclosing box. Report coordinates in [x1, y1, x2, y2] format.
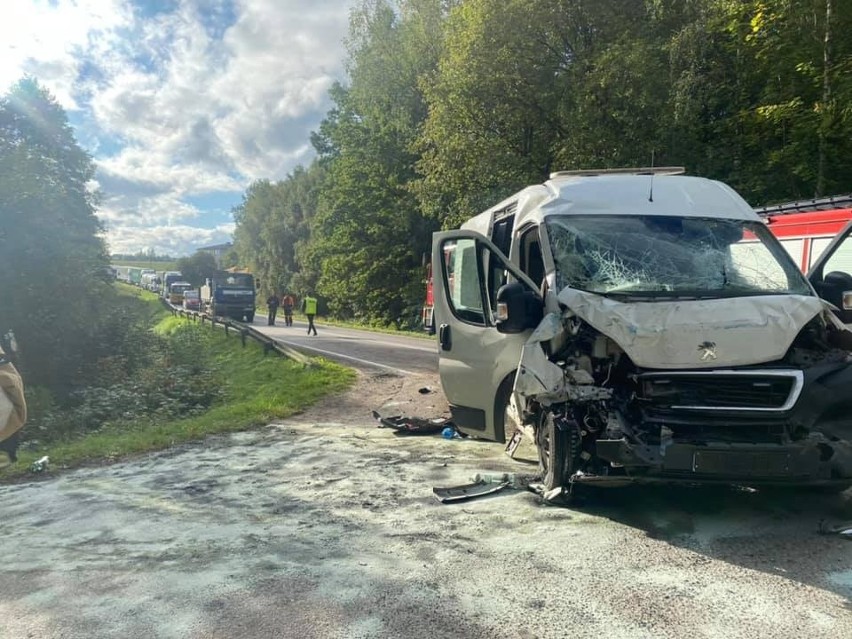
[0, 79, 129, 394]
[237, 0, 852, 327]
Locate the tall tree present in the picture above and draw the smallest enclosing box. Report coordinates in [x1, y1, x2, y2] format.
[0, 79, 112, 391]
[307, 0, 445, 324]
[416, 0, 669, 228]
[233, 163, 325, 298]
[175, 252, 218, 287]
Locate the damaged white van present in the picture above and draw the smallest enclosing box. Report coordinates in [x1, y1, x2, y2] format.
[431, 168, 852, 491]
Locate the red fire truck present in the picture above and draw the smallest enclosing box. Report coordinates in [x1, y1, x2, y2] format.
[756, 194, 852, 273]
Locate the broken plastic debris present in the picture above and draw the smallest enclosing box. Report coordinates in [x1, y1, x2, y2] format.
[473, 472, 536, 490]
[371, 410, 450, 435]
[30, 456, 49, 473]
[417, 387, 433, 394]
[819, 520, 852, 539]
[433, 479, 510, 503]
[433, 473, 540, 503]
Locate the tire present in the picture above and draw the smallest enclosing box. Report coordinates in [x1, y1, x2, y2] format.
[535, 412, 580, 491]
[493, 377, 519, 444]
[245, 312, 255, 323]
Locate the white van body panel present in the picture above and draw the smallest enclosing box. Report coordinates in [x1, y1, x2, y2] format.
[461, 175, 761, 242]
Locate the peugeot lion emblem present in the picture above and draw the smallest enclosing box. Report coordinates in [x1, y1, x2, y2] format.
[698, 341, 717, 361]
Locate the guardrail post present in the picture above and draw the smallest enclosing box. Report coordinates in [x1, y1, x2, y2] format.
[263, 342, 272, 356]
[240, 329, 247, 347]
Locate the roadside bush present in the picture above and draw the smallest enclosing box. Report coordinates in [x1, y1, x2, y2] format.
[23, 321, 225, 444]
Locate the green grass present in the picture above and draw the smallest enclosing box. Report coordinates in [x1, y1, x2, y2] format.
[316, 316, 433, 340]
[115, 281, 168, 320]
[2, 309, 355, 481]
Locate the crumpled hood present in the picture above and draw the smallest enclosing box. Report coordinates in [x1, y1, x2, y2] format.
[557, 288, 825, 369]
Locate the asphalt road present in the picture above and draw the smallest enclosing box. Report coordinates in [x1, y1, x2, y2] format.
[251, 315, 438, 375]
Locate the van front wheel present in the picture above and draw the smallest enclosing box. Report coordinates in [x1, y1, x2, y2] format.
[536, 412, 574, 491]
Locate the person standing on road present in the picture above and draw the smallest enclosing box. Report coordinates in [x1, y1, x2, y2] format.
[281, 292, 294, 327]
[266, 293, 279, 326]
[302, 293, 318, 336]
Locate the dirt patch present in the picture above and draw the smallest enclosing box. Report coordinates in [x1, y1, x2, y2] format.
[299, 369, 450, 427]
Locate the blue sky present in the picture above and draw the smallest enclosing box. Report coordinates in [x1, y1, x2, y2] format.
[1, 0, 355, 255]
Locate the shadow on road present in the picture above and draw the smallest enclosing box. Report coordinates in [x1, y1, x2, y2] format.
[572, 483, 852, 606]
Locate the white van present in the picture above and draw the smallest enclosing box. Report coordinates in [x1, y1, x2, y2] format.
[431, 168, 852, 491]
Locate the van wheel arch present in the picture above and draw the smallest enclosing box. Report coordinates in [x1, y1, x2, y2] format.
[493, 372, 519, 444]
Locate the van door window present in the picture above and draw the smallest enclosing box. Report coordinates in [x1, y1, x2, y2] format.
[821, 235, 852, 277]
[520, 226, 545, 287]
[491, 208, 516, 256]
[484, 245, 509, 317]
[442, 238, 486, 325]
[810, 227, 852, 321]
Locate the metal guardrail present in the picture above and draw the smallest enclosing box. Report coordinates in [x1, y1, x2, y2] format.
[160, 298, 314, 367]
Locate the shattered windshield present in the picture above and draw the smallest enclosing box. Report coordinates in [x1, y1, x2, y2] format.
[547, 215, 811, 297]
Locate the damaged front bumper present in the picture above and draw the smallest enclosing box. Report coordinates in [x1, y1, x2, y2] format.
[589, 438, 850, 487]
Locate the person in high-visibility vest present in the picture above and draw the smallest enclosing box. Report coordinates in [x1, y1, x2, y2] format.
[302, 294, 318, 335]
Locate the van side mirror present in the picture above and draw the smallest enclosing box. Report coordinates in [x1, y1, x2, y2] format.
[495, 282, 543, 334]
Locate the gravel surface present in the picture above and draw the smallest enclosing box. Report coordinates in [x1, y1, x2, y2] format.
[1, 371, 850, 638]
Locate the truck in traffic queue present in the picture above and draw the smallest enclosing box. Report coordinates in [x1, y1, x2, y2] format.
[428, 167, 852, 494]
[168, 281, 193, 305]
[160, 271, 183, 298]
[200, 270, 256, 322]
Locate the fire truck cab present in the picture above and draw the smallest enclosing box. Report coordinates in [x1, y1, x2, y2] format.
[758, 195, 852, 324]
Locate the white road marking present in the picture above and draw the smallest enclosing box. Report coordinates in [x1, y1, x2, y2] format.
[271, 337, 418, 375]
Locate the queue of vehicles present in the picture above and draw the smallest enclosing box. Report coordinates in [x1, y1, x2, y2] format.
[112, 266, 257, 319]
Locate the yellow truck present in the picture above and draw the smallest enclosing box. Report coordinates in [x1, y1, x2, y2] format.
[168, 281, 193, 305]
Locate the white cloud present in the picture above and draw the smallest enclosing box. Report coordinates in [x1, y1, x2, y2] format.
[2, 0, 356, 253]
[98, 191, 205, 226]
[105, 221, 236, 256]
[0, 0, 132, 109]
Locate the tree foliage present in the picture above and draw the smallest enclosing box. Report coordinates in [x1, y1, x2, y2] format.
[0, 79, 118, 392]
[175, 252, 218, 287]
[233, 0, 852, 327]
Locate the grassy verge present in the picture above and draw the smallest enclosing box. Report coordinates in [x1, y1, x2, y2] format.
[2, 297, 355, 481]
[316, 316, 433, 340]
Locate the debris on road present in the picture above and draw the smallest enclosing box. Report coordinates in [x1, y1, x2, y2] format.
[30, 455, 49, 473]
[441, 426, 460, 439]
[371, 410, 450, 436]
[417, 386, 433, 394]
[433, 472, 538, 503]
[819, 519, 852, 539]
[433, 478, 512, 503]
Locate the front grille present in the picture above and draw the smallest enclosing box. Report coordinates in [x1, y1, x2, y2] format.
[639, 371, 803, 411]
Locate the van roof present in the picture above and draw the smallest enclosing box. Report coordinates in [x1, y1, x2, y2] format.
[461, 174, 761, 236]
